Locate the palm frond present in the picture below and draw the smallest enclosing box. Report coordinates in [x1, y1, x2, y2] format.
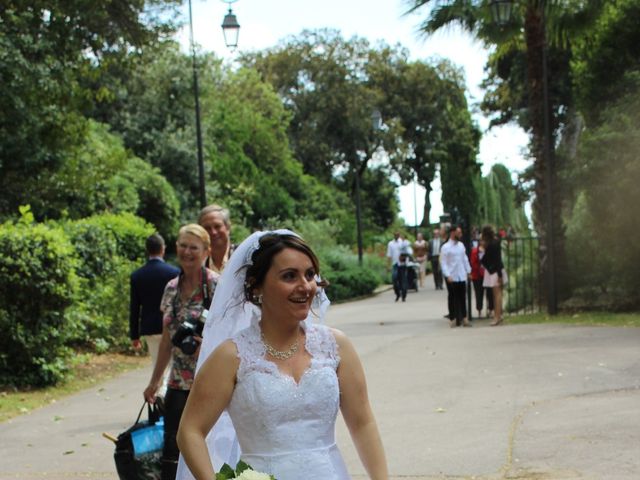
[546, 0, 607, 48]
[405, 0, 483, 37]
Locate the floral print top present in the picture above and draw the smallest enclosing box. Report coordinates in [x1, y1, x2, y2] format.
[160, 268, 219, 391]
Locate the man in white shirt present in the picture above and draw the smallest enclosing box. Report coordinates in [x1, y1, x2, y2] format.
[440, 226, 471, 327]
[439, 233, 454, 320]
[386, 232, 411, 302]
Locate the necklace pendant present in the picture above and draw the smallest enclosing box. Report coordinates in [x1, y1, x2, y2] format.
[261, 333, 299, 360]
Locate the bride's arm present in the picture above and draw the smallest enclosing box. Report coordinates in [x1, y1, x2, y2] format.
[177, 340, 239, 480]
[334, 329, 389, 480]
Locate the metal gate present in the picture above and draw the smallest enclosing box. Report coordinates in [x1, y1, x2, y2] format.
[503, 236, 541, 314]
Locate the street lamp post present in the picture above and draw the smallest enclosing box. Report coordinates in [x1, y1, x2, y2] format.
[354, 166, 364, 266]
[354, 110, 382, 265]
[189, 0, 240, 209]
[413, 176, 418, 237]
[489, 0, 557, 314]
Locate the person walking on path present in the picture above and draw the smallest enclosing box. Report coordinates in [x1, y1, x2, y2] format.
[387, 232, 411, 302]
[481, 225, 505, 326]
[413, 232, 428, 288]
[198, 204, 233, 274]
[129, 233, 180, 397]
[143, 224, 219, 479]
[440, 226, 471, 328]
[470, 242, 493, 319]
[428, 228, 444, 290]
[439, 229, 454, 320]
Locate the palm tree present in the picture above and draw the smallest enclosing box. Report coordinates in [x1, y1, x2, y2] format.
[406, 0, 603, 310]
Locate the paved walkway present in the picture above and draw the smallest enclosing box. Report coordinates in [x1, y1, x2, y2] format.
[1, 281, 639, 479]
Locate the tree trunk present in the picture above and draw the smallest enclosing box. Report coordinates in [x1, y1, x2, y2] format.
[524, 4, 546, 230]
[524, 1, 566, 310]
[421, 184, 432, 227]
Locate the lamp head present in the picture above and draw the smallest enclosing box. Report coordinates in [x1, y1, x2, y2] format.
[489, 0, 514, 27]
[221, 6, 240, 48]
[371, 109, 382, 131]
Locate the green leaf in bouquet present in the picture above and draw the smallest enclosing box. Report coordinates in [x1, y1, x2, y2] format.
[235, 460, 251, 475]
[216, 463, 236, 479]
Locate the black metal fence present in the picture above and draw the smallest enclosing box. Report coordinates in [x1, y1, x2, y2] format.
[502, 236, 541, 314]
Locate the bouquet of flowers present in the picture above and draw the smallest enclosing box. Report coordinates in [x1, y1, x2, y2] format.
[216, 460, 276, 480]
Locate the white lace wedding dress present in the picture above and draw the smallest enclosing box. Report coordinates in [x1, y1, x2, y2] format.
[227, 318, 351, 480]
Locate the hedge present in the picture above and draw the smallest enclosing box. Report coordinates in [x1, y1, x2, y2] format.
[67, 212, 155, 262]
[319, 247, 382, 302]
[60, 213, 153, 350]
[60, 213, 153, 279]
[324, 266, 380, 302]
[0, 222, 78, 386]
[0, 213, 154, 387]
[1, 211, 383, 387]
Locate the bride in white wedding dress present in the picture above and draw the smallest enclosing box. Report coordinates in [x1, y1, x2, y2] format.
[176, 231, 388, 480]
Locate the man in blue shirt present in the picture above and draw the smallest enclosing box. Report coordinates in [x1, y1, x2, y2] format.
[130, 233, 180, 396]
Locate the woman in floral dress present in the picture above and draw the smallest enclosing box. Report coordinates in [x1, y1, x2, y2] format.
[143, 224, 219, 479]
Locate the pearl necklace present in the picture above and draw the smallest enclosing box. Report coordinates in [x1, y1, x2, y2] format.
[261, 332, 299, 360]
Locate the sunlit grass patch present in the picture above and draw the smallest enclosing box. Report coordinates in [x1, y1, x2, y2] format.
[508, 312, 640, 327]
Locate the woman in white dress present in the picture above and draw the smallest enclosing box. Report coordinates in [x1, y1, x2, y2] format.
[176, 231, 388, 480]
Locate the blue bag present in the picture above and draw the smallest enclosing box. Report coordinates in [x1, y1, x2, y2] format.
[131, 417, 164, 456]
[114, 401, 164, 479]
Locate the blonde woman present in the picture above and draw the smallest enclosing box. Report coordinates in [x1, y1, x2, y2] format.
[143, 224, 219, 479]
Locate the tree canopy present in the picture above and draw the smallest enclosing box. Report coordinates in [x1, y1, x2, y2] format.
[0, 0, 179, 215]
[242, 30, 481, 228]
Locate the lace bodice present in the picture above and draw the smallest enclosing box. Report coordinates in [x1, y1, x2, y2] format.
[227, 319, 350, 480]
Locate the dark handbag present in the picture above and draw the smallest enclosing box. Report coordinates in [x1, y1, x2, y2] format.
[114, 401, 164, 480]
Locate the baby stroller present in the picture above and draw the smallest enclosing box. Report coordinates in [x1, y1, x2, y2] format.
[401, 253, 420, 292]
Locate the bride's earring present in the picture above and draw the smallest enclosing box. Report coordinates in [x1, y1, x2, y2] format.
[252, 293, 263, 305]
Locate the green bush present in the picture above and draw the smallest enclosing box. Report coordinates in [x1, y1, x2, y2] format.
[120, 157, 180, 239]
[0, 221, 78, 387]
[564, 77, 640, 308]
[230, 223, 252, 246]
[324, 266, 380, 302]
[27, 121, 181, 241]
[361, 250, 388, 285]
[293, 218, 343, 251]
[61, 220, 119, 280]
[61, 213, 153, 350]
[65, 257, 137, 351]
[319, 246, 381, 302]
[68, 212, 154, 262]
[502, 239, 539, 313]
